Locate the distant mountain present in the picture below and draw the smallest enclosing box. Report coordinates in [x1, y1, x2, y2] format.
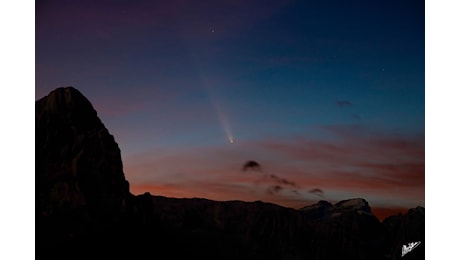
[36, 87, 424, 259]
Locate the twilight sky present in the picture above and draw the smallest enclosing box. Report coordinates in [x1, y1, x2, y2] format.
[35, 0, 424, 219]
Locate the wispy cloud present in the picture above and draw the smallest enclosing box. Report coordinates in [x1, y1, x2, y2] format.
[351, 113, 361, 120]
[336, 100, 352, 108]
[309, 188, 324, 197]
[267, 185, 283, 195]
[240, 160, 301, 196]
[268, 174, 298, 188]
[242, 160, 262, 172]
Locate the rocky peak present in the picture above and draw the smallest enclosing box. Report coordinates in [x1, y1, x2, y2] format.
[37, 86, 93, 113]
[333, 198, 372, 215]
[36, 86, 130, 219]
[300, 198, 373, 219]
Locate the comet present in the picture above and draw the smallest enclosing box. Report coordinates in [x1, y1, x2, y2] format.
[189, 52, 235, 144]
[215, 106, 234, 144]
[200, 77, 235, 145]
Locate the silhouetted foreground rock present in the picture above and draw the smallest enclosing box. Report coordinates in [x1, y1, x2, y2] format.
[36, 87, 424, 259]
[36, 87, 130, 255]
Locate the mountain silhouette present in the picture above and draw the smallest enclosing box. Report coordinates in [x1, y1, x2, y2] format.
[36, 87, 424, 259]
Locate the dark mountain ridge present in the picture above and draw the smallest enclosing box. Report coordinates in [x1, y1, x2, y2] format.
[36, 87, 424, 259]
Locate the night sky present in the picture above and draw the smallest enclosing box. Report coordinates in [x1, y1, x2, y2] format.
[35, 0, 425, 219]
